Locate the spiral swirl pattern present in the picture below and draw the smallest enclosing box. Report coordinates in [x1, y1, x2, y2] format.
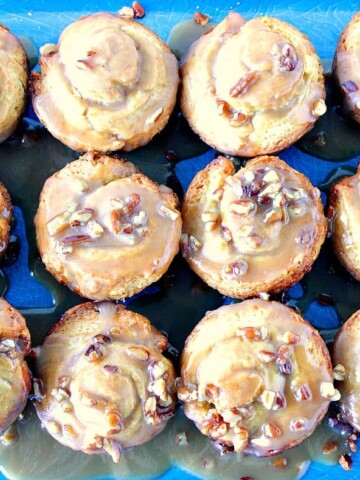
[31, 12, 179, 152]
[179, 300, 335, 456]
[181, 12, 326, 157]
[35, 302, 176, 463]
[0, 24, 27, 144]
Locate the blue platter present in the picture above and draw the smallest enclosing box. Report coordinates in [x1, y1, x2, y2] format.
[1, 0, 360, 479]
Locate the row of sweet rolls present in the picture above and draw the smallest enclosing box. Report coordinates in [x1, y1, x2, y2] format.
[0, 148, 358, 464]
[0, 292, 359, 463]
[1, 10, 360, 156]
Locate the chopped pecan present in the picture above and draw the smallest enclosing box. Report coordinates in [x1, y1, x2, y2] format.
[194, 12, 210, 26]
[341, 80, 358, 93]
[132, 1, 145, 18]
[229, 72, 257, 97]
[62, 234, 91, 245]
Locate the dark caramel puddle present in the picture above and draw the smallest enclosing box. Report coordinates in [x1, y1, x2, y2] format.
[0, 24, 359, 480]
[297, 75, 360, 161]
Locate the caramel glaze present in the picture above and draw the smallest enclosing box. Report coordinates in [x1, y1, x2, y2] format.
[0, 298, 31, 434]
[179, 299, 336, 457]
[328, 165, 360, 280]
[35, 302, 176, 463]
[333, 309, 360, 433]
[180, 12, 326, 157]
[34, 152, 182, 301]
[181, 155, 327, 298]
[31, 12, 179, 152]
[0, 24, 28, 144]
[333, 12, 360, 123]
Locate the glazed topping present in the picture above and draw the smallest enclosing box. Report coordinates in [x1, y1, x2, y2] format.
[181, 156, 325, 293]
[32, 12, 179, 151]
[0, 298, 31, 433]
[0, 337, 29, 433]
[35, 154, 182, 300]
[179, 299, 334, 456]
[35, 302, 176, 463]
[334, 14, 360, 117]
[329, 169, 360, 277]
[333, 311, 360, 431]
[182, 12, 325, 154]
[0, 25, 27, 143]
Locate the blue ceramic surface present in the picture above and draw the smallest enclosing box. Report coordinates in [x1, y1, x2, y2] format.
[1, 0, 360, 478]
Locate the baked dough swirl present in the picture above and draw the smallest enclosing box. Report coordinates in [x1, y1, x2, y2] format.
[31, 12, 179, 152]
[178, 300, 335, 456]
[34, 302, 176, 462]
[0, 24, 28, 144]
[0, 298, 31, 433]
[328, 165, 360, 280]
[181, 12, 326, 157]
[181, 155, 327, 298]
[35, 153, 182, 300]
[333, 309, 360, 431]
[333, 12, 360, 123]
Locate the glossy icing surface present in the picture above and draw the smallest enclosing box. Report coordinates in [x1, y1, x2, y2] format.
[1, 1, 360, 480]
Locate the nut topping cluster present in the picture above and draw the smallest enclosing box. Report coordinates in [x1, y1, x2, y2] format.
[48, 191, 151, 254]
[179, 300, 335, 456]
[181, 156, 327, 299]
[34, 302, 176, 463]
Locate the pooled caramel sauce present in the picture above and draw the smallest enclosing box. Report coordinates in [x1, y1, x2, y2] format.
[0, 16, 359, 480]
[0, 404, 353, 480]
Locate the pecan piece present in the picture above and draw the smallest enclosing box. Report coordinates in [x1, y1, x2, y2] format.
[194, 12, 210, 26]
[224, 259, 248, 277]
[132, 1, 145, 18]
[118, 7, 135, 18]
[294, 384, 312, 402]
[279, 43, 297, 71]
[230, 72, 257, 97]
[62, 234, 91, 245]
[333, 364, 346, 381]
[124, 193, 141, 214]
[342, 80, 358, 93]
[339, 453, 352, 471]
[262, 422, 281, 438]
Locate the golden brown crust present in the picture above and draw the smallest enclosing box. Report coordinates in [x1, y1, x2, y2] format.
[0, 24, 28, 144]
[0, 298, 31, 433]
[31, 12, 179, 153]
[178, 299, 334, 456]
[35, 301, 176, 462]
[180, 12, 326, 157]
[333, 309, 360, 431]
[35, 152, 182, 300]
[181, 155, 327, 299]
[328, 166, 360, 280]
[333, 12, 360, 123]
